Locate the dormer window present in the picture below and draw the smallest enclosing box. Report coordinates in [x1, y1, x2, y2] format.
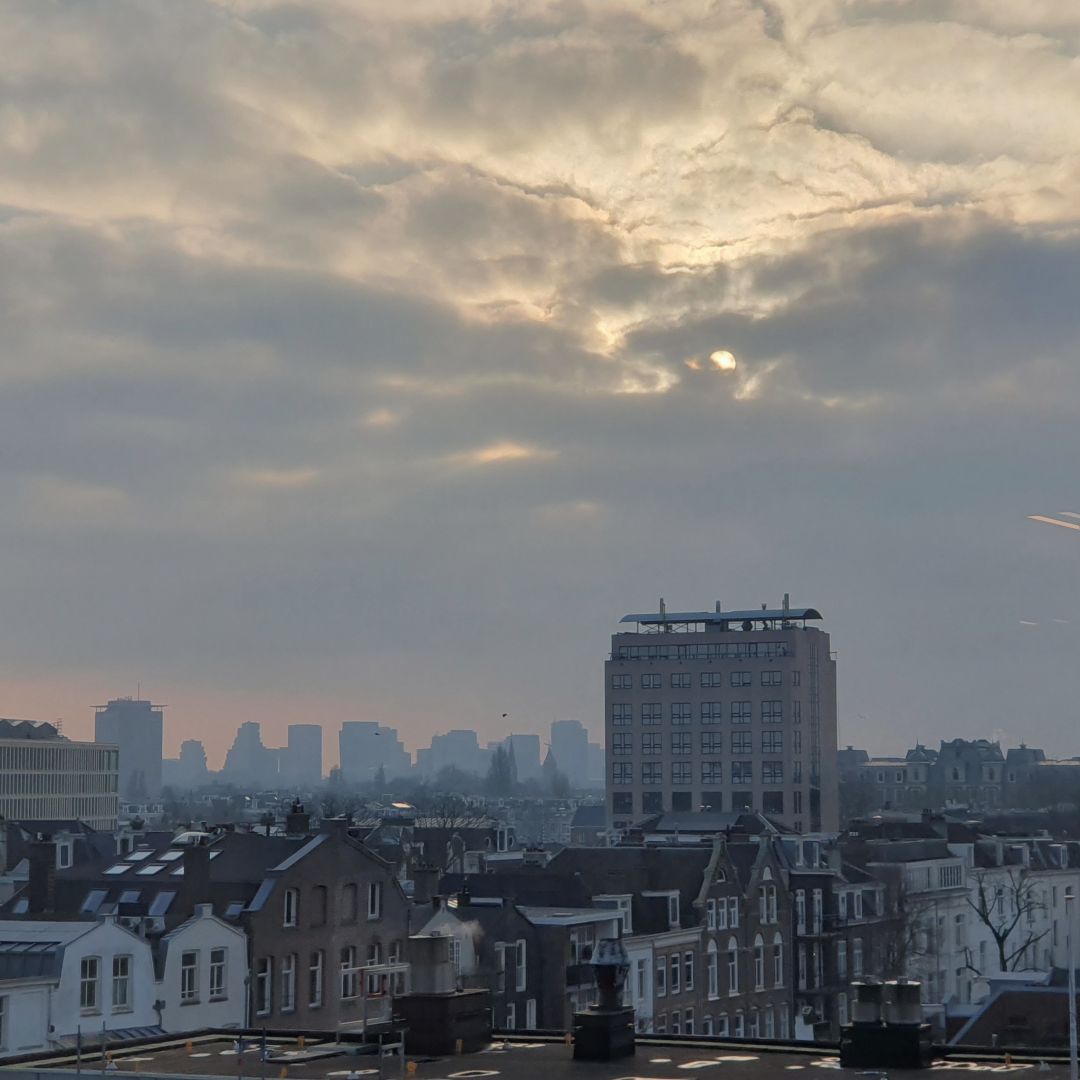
[668, 893, 680, 929]
[57, 841, 73, 870]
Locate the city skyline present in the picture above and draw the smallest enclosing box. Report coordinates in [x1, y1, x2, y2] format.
[4, 4, 1080, 763]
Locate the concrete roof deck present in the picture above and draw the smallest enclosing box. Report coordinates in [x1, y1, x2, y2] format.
[3, 1033, 1072, 1080]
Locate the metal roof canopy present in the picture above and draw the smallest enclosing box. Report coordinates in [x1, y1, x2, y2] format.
[620, 607, 823, 625]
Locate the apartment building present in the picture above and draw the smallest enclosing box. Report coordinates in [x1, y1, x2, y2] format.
[606, 600, 838, 833]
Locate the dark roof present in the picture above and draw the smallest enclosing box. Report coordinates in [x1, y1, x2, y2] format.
[620, 607, 821, 625]
[570, 805, 606, 829]
[0, 937, 65, 979]
[439, 871, 591, 909]
[0, 719, 64, 741]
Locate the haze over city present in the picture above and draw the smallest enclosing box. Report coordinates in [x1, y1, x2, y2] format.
[4, 1, 1080, 766]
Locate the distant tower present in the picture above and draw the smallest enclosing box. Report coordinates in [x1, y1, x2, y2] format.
[550, 719, 589, 788]
[286, 724, 323, 787]
[94, 698, 164, 801]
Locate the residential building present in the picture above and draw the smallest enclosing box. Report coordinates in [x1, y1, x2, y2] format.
[94, 699, 163, 801]
[0, 720, 118, 831]
[606, 599, 838, 833]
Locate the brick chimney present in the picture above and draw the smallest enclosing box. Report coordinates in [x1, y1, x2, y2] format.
[411, 864, 440, 905]
[28, 835, 56, 916]
[285, 800, 311, 836]
[183, 841, 212, 905]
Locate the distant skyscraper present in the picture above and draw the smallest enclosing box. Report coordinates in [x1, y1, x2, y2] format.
[176, 739, 209, 788]
[221, 721, 276, 788]
[94, 698, 163, 800]
[488, 734, 542, 783]
[550, 719, 589, 788]
[338, 722, 411, 785]
[285, 724, 323, 787]
[417, 729, 486, 777]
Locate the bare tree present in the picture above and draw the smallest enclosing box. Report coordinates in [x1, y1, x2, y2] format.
[965, 869, 1048, 973]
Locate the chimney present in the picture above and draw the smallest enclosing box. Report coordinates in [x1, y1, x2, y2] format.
[285, 800, 311, 836]
[183, 841, 212, 904]
[412, 864, 440, 905]
[28, 835, 56, 916]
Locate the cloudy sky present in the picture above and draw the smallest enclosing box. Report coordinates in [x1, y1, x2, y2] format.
[3, 0, 1080, 766]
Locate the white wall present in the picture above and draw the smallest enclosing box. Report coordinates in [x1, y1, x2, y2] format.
[0, 980, 52, 1056]
[158, 907, 247, 1032]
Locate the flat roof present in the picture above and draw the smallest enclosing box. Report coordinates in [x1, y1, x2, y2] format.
[620, 608, 822, 625]
[7, 1034, 1068, 1080]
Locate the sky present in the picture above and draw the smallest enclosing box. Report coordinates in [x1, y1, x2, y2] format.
[3, 0, 1080, 768]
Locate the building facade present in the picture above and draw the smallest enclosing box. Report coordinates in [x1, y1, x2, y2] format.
[0, 720, 118, 831]
[606, 601, 838, 833]
[93, 698, 163, 801]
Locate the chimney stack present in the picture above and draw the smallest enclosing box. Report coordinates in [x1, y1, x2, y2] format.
[28, 835, 56, 916]
[183, 840, 212, 905]
[285, 800, 311, 836]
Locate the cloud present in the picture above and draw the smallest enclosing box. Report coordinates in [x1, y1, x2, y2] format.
[2, 0, 1080, 762]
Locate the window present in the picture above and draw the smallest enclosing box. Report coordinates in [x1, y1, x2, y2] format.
[793, 670, 801, 686]
[727, 937, 739, 994]
[342, 883, 358, 922]
[838, 992, 848, 1027]
[671, 702, 692, 725]
[750, 1009, 760, 1038]
[80, 956, 100, 1011]
[793, 700, 801, 724]
[256, 958, 272, 1014]
[703, 790, 723, 812]
[707, 899, 716, 930]
[762, 701, 783, 724]
[852, 938, 864, 978]
[671, 732, 691, 755]
[797, 945, 807, 990]
[612, 733, 632, 755]
[717, 897, 728, 929]
[281, 953, 296, 1012]
[526, 998, 537, 1029]
[793, 730, 802, 754]
[636, 959, 647, 1000]
[753, 934, 765, 989]
[181, 950, 199, 1003]
[684, 1007, 694, 1035]
[701, 731, 723, 754]
[516, 940, 527, 992]
[611, 674, 631, 689]
[728, 897, 739, 928]
[656, 1013, 667, 1034]
[795, 891, 806, 933]
[643, 791, 664, 813]
[761, 731, 783, 754]
[853, 891, 864, 919]
[112, 955, 131, 1010]
[730, 671, 751, 687]
[701, 672, 724, 687]
[669, 894, 681, 928]
[699, 699, 725, 725]
[703, 1014, 713, 1035]
[772, 933, 784, 987]
[732, 761, 753, 785]
[767, 885, 777, 924]
[656, 956, 667, 997]
[641, 673, 662, 689]
[731, 701, 751, 724]
[671, 1009, 681, 1035]
[642, 762, 662, 785]
[642, 702, 662, 725]
[368, 881, 384, 919]
[506, 1003, 516, 1030]
[209, 948, 227, 1001]
[0, 996, 6, 1049]
[312, 885, 328, 927]
[761, 670, 782, 686]
[283, 887, 299, 927]
[612, 762, 633, 784]
[758, 886, 769, 923]
[939, 864, 962, 889]
[837, 940, 847, 979]
[340, 946, 357, 999]
[672, 762, 691, 785]
[732, 732, 752, 754]
[366, 942, 382, 996]
[762, 761, 783, 784]
[684, 951, 694, 991]
[671, 673, 691, 689]
[762, 791, 784, 814]
[717, 1012, 729, 1036]
[954, 913, 965, 946]
[702, 761, 723, 785]
[670, 953, 680, 993]
[707, 941, 719, 998]
[612, 703, 633, 726]
[613, 792, 633, 814]
[58, 842, 73, 869]
[838, 892, 848, 921]
[812, 890, 823, 933]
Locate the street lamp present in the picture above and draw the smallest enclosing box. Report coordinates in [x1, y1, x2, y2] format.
[1066, 889, 1077, 1080]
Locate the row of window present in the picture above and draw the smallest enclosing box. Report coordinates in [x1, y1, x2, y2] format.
[255, 942, 404, 1015]
[612, 790, 798, 817]
[611, 671, 800, 690]
[613, 732, 798, 755]
[613, 761, 787, 785]
[614, 642, 789, 661]
[656, 1003, 789, 1039]
[79, 949, 228, 1012]
[612, 701, 796, 726]
[281, 882, 383, 928]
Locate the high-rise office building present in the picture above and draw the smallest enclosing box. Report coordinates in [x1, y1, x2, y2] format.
[94, 698, 163, 800]
[605, 599, 838, 834]
[221, 721, 277, 788]
[550, 719, 589, 788]
[285, 724, 323, 787]
[416, 729, 487, 777]
[487, 733, 542, 783]
[338, 722, 411, 785]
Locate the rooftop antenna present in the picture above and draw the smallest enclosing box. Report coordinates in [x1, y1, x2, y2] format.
[715, 600, 721, 614]
[660, 597, 669, 632]
[783, 593, 790, 616]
